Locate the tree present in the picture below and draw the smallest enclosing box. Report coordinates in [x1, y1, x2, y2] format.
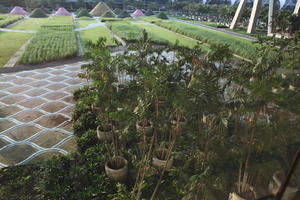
[148, 2, 158, 11]
[25, 0, 43, 8]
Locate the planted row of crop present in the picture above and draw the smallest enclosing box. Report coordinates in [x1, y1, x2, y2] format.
[0, 14, 23, 28]
[154, 20, 257, 59]
[20, 25, 78, 64]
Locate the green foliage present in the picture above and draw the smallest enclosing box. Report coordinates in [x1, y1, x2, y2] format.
[20, 25, 78, 64]
[156, 12, 168, 19]
[0, 14, 23, 28]
[145, 10, 154, 16]
[29, 8, 47, 18]
[102, 10, 115, 18]
[117, 10, 130, 18]
[76, 9, 91, 18]
[0, 5, 9, 13]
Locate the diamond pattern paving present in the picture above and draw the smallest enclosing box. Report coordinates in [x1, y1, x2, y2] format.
[0, 62, 84, 167]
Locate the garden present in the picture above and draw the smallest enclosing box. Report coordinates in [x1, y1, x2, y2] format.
[1, 31, 299, 199]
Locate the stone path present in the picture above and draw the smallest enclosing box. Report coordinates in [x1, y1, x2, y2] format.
[171, 18, 258, 42]
[0, 28, 36, 33]
[0, 62, 86, 167]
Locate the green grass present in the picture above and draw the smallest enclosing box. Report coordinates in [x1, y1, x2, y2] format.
[79, 26, 116, 46]
[155, 20, 257, 59]
[10, 18, 49, 31]
[0, 14, 23, 28]
[0, 31, 32, 67]
[20, 25, 77, 64]
[77, 18, 97, 28]
[133, 23, 202, 49]
[8, 16, 74, 31]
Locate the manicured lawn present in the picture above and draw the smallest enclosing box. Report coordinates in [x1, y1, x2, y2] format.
[133, 23, 201, 48]
[20, 25, 77, 64]
[77, 18, 97, 28]
[0, 31, 32, 67]
[8, 16, 74, 31]
[10, 18, 49, 31]
[79, 26, 116, 46]
[0, 14, 23, 28]
[155, 20, 257, 59]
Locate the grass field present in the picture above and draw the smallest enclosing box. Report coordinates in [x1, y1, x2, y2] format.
[8, 16, 74, 31]
[155, 20, 257, 59]
[79, 26, 116, 46]
[0, 14, 23, 28]
[107, 20, 203, 48]
[0, 31, 32, 67]
[133, 23, 201, 48]
[20, 25, 77, 64]
[77, 18, 97, 28]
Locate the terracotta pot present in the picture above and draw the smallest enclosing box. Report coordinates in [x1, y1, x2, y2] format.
[105, 156, 128, 182]
[268, 170, 299, 200]
[152, 148, 174, 170]
[136, 121, 153, 135]
[97, 125, 113, 141]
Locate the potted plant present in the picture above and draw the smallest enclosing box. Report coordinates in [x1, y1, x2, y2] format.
[136, 119, 153, 135]
[268, 170, 299, 200]
[97, 124, 114, 141]
[152, 148, 174, 170]
[105, 156, 128, 182]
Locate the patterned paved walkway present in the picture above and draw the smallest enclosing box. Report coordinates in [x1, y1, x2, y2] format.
[0, 62, 86, 167]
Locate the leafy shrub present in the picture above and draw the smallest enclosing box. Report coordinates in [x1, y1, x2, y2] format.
[156, 12, 168, 19]
[102, 10, 115, 18]
[113, 8, 122, 15]
[145, 10, 154, 16]
[0, 14, 23, 28]
[77, 9, 91, 18]
[117, 10, 131, 18]
[29, 8, 47, 18]
[75, 7, 84, 15]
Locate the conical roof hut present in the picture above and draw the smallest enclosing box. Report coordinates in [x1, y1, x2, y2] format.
[89, 2, 115, 17]
[10, 6, 28, 15]
[55, 7, 71, 16]
[131, 9, 145, 18]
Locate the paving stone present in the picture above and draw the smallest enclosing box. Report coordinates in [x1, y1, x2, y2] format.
[5, 85, 32, 94]
[0, 95, 25, 105]
[48, 76, 66, 82]
[58, 137, 77, 152]
[0, 138, 10, 148]
[18, 98, 47, 109]
[26, 151, 63, 164]
[59, 106, 73, 117]
[0, 144, 38, 165]
[0, 76, 15, 82]
[31, 131, 69, 148]
[41, 102, 68, 113]
[0, 92, 9, 98]
[0, 105, 21, 118]
[11, 78, 34, 85]
[61, 95, 75, 104]
[50, 70, 68, 75]
[46, 83, 68, 91]
[64, 85, 79, 93]
[13, 110, 44, 123]
[17, 71, 37, 77]
[58, 121, 73, 132]
[0, 83, 14, 90]
[0, 120, 16, 133]
[25, 89, 48, 97]
[36, 114, 70, 128]
[42, 92, 68, 100]
[4, 126, 41, 141]
[26, 80, 50, 87]
[30, 74, 50, 80]
[64, 78, 82, 85]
